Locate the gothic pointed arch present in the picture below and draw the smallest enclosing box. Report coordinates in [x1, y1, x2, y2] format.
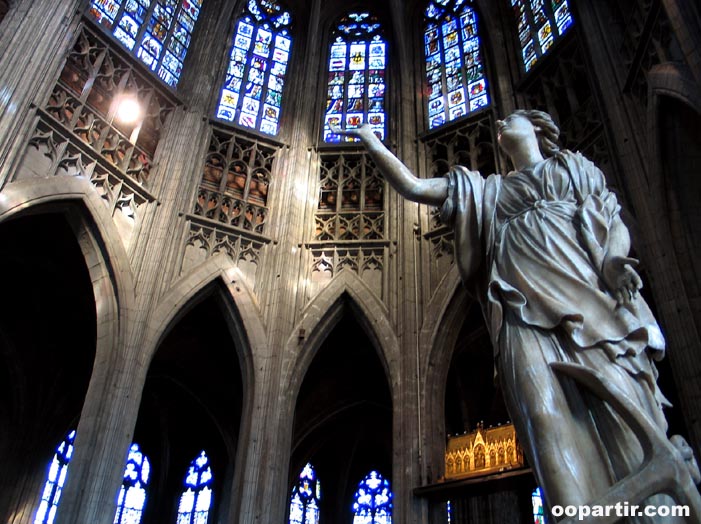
[0, 177, 135, 332]
[419, 279, 471, 480]
[640, 74, 701, 442]
[129, 261, 250, 522]
[144, 254, 266, 374]
[0, 181, 132, 349]
[0, 178, 156, 524]
[287, 301, 393, 524]
[0, 204, 102, 521]
[282, 270, 399, 401]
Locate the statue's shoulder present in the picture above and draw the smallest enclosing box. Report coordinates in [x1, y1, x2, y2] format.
[556, 149, 594, 168]
[449, 164, 502, 182]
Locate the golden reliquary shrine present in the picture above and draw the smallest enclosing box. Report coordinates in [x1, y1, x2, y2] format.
[445, 423, 524, 480]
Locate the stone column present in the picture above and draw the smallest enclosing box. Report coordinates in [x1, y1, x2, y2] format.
[232, 0, 325, 521]
[386, 3, 428, 524]
[0, 0, 89, 187]
[51, 0, 240, 520]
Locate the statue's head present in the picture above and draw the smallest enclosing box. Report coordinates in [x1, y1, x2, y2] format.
[497, 109, 561, 159]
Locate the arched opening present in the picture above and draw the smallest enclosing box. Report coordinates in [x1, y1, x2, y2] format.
[440, 302, 534, 524]
[444, 303, 507, 436]
[659, 96, 701, 342]
[132, 292, 244, 523]
[289, 312, 392, 524]
[0, 213, 96, 521]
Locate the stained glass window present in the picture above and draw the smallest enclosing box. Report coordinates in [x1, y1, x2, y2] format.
[289, 463, 321, 524]
[532, 487, 547, 524]
[216, 0, 293, 136]
[34, 430, 76, 524]
[511, 0, 572, 72]
[177, 451, 214, 524]
[424, 0, 489, 130]
[113, 444, 150, 524]
[323, 12, 387, 143]
[88, 0, 203, 87]
[352, 470, 392, 524]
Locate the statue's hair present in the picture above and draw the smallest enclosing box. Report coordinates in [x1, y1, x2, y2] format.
[511, 109, 561, 157]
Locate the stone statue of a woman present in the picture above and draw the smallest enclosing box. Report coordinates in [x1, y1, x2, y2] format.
[333, 111, 698, 522]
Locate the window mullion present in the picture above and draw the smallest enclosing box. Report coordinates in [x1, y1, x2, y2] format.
[243, 144, 256, 201]
[525, 3, 541, 59]
[132, 2, 154, 55]
[335, 155, 344, 239]
[80, 48, 108, 103]
[342, 39, 349, 142]
[154, 7, 178, 75]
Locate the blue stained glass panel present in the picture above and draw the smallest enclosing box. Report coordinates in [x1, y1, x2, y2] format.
[532, 487, 547, 524]
[216, 0, 292, 135]
[510, 0, 573, 72]
[289, 463, 321, 524]
[113, 443, 150, 524]
[352, 470, 393, 524]
[177, 451, 214, 524]
[90, 0, 122, 27]
[323, 12, 387, 143]
[88, 0, 202, 87]
[34, 430, 76, 524]
[423, 0, 489, 130]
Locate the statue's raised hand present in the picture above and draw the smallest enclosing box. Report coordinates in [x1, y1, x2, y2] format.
[602, 255, 642, 305]
[328, 122, 375, 142]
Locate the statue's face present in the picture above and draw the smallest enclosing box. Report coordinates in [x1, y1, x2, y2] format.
[496, 113, 538, 156]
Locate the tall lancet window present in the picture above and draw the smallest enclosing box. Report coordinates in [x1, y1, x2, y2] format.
[216, 0, 293, 136]
[113, 444, 150, 524]
[532, 487, 547, 524]
[177, 451, 214, 524]
[424, 0, 489, 130]
[323, 12, 387, 143]
[352, 471, 393, 524]
[34, 430, 76, 524]
[289, 463, 321, 524]
[511, 0, 572, 72]
[88, 0, 204, 87]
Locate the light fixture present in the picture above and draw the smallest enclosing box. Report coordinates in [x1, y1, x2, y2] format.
[115, 95, 142, 124]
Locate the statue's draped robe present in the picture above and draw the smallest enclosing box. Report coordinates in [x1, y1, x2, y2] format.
[441, 151, 672, 519]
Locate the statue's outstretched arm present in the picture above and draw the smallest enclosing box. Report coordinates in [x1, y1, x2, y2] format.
[330, 124, 448, 206]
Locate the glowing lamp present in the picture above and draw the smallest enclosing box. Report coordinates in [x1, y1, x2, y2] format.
[115, 96, 142, 124]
